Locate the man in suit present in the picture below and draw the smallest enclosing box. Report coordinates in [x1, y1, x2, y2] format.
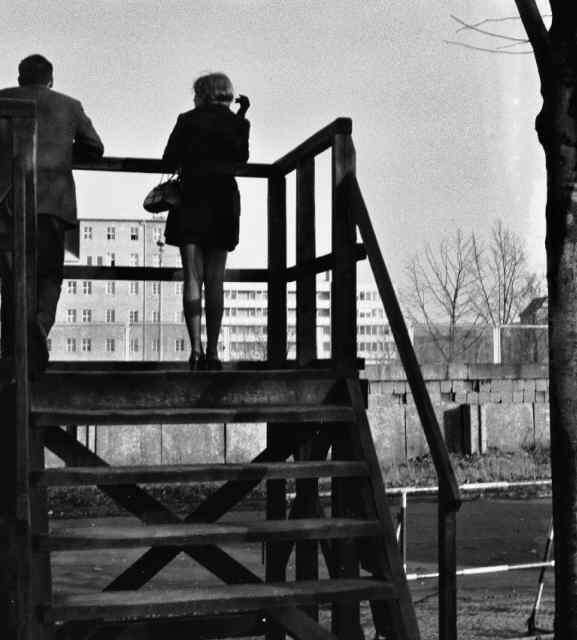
[0, 54, 104, 375]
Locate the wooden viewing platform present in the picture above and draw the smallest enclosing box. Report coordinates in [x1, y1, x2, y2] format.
[0, 98, 461, 640]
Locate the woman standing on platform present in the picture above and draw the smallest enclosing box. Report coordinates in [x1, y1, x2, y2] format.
[162, 73, 250, 370]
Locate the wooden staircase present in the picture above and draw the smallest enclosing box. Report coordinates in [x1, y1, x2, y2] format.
[18, 367, 417, 640]
[0, 103, 461, 640]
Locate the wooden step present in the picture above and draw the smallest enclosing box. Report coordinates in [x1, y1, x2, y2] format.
[42, 518, 382, 551]
[31, 460, 369, 487]
[43, 578, 395, 624]
[31, 404, 355, 427]
[31, 370, 359, 415]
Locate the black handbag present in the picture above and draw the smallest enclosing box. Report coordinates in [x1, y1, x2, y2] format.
[143, 175, 181, 213]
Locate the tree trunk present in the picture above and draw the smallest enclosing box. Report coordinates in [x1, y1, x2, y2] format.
[539, 61, 577, 637]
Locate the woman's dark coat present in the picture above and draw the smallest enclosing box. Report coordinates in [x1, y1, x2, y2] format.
[162, 104, 250, 250]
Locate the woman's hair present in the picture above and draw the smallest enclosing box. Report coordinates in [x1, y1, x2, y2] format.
[193, 73, 234, 106]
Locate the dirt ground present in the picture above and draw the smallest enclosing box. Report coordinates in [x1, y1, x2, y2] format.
[50, 495, 554, 640]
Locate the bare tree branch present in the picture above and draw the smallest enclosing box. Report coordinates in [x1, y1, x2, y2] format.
[445, 40, 533, 55]
[450, 14, 528, 43]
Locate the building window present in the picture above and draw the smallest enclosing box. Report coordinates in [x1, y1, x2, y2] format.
[106, 252, 116, 266]
[129, 281, 139, 295]
[66, 338, 77, 353]
[151, 254, 161, 267]
[96, 256, 103, 266]
[130, 226, 139, 241]
[175, 338, 186, 352]
[105, 338, 116, 353]
[129, 310, 139, 323]
[130, 338, 139, 353]
[83, 226, 92, 240]
[151, 310, 160, 323]
[66, 281, 77, 295]
[86, 256, 92, 266]
[82, 281, 92, 295]
[81, 338, 92, 353]
[151, 338, 160, 353]
[129, 253, 139, 267]
[176, 311, 184, 322]
[152, 282, 160, 295]
[106, 226, 116, 240]
[175, 282, 183, 295]
[106, 281, 115, 295]
[82, 309, 92, 323]
[67, 309, 77, 323]
[106, 309, 116, 323]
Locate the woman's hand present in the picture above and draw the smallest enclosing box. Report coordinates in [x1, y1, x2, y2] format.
[235, 94, 250, 117]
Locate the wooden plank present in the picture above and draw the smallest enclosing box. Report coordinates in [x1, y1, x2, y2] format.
[267, 174, 287, 365]
[32, 460, 369, 487]
[284, 245, 366, 282]
[296, 157, 317, 366]
[32, 405, 354, 427]
[345, 379, 421, 640]
[0, 98, 36, 118]
[331, 133, 357, 371]
[43, 358, 365, 372]
[44, 578, 394, 624]
[350, 174, 460, 507]
[73, 157, 271, 178]
[43, 518, 381, 551]
[31, 369, 349, 414]
[62, 265, 269, 282]
[272, 119, 352, 175]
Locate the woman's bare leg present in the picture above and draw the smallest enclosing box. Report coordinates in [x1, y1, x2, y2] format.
[203, 248, 228, 361]
[180, 244, 204, 357]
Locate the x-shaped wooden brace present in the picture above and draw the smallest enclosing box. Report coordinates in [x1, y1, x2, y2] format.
[44, 425, 340, 640]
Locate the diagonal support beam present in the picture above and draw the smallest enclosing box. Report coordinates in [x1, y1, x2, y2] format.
[45, 427, 337, 640]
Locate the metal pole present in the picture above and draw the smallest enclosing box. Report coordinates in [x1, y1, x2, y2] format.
[527, 520, 554, 635]
[157, 240, 164, 361]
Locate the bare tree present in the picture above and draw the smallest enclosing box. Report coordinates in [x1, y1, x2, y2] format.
[453, 4, 577, 636]
[471, 219, 542, 325]
[405, 229, 481, 363]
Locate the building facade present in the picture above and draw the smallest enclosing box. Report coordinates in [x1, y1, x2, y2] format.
[49, 218, 394, 363]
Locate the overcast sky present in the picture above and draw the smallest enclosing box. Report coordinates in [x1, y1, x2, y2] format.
[1, 0, 549, 285]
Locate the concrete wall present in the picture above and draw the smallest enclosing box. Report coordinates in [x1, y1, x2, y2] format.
[45, 363, 550, 469]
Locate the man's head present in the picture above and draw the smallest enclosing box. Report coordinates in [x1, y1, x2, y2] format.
[18, 54, 53, 87]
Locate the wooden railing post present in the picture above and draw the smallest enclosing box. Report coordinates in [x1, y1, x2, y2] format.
[0, 102, 38, 640]
[439, 490, 458, 640]
[295, 157, 316, 366]
[331, 133, 357, 371]
[267, 174, 287, 364]
[266, 173, 287, 640]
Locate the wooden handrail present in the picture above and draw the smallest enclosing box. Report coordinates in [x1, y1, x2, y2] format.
[284, 245, 366, 282]
[272, 118, 352, 175]
[348, 174, 460, 505]
[73, 157, 272, 178]
[62, 265, 269, 282]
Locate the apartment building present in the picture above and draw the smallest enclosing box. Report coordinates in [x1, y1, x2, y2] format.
[49, 218, 394, 362]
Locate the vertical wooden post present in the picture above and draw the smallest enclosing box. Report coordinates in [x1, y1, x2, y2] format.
[267, 174, 287, 365]
[438, 491, 458, 640]
[266, 173, 287, 640]
[6, 109, 38, 639]
[296, 157, 316, 366]
[331, 424, 363, 639]
[331, 134, 357, 371]
[294, 433, 319, 622]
